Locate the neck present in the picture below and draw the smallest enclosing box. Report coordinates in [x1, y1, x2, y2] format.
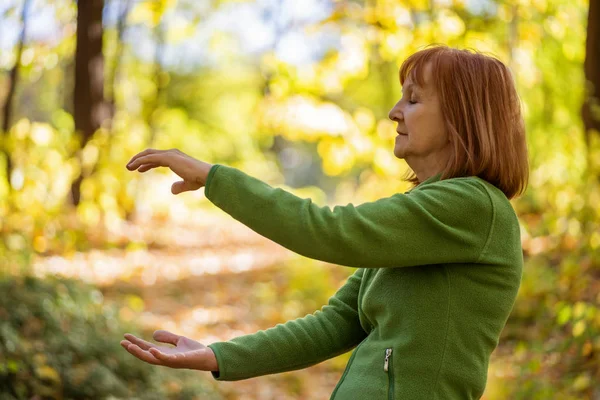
[407, 152, 449, 183]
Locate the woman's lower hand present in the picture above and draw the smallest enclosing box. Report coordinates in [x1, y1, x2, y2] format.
[120, 330, 219, 371]
[126, 148, 214, 195]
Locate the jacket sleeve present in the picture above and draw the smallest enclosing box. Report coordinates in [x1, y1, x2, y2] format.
[207, 268, 367, 381]
[204, 165, 494, 268]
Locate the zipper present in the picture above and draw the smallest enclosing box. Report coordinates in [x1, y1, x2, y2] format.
[330, 341, 364, 399]
[384, 348, 392, 371]
[384, 348, 394, 400]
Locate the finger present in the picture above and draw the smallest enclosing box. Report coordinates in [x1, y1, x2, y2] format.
[124, 333, 156, 350]
[127, 154, 169, 171]
[127, 148, 179, 168]
[153, 330, 181, 346]
[126, 148, 158, 167]
[127, 149, 172, 169]
[123, 343, 161, 365]
[138, 163, 159, 173]
[149, 348, 188, 368]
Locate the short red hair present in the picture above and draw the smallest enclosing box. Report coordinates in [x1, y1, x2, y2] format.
[400, 45, 529, 199]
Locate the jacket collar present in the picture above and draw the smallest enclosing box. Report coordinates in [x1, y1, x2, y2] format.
[405, 173, 442, 194]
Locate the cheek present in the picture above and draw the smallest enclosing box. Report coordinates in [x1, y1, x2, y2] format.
[403, 110, 415, 128]
[404, 111, 422, 134]
[432, 118, 448, 144]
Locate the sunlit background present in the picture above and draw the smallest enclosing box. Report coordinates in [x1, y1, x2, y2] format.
[0, 0, 599, 398]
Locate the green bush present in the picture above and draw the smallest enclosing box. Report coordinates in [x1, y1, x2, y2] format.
[0, 275, 221, 400]
[499, 172, 600, 399]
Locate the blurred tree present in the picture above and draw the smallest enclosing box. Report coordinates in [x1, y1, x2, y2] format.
[0, 0, 31, 195]
[0, 0, 596, 397]
[71, 0, 110, 206]
[106, 0, 132, 118]
[148, 20, 166, 147]
[583, 0, 599, 150]
[124, 0, 171, 220]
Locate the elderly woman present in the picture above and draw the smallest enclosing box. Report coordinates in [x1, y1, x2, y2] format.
[121, 45, 529, 399]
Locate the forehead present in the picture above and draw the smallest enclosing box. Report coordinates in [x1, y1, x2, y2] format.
[400, 52, 436, 83]
[402, 64, 434, 94]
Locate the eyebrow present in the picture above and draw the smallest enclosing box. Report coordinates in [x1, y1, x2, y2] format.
[401, 83, 418, 93]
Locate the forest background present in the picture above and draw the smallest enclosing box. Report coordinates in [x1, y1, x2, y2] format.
[0, 0, 599, 399]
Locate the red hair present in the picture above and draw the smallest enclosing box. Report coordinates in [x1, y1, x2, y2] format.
[399, 45, 529, 199]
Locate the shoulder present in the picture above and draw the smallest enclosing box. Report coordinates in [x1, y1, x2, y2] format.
[411, 176, 492, 204]
[415, 176, 519, 228]
[434, 176, 514, 213]
[399, 177, 493, 226]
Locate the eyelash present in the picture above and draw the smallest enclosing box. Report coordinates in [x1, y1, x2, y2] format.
[401, 94, 417, 105]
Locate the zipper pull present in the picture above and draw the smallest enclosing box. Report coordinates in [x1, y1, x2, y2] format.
[384, 348, 392, 372]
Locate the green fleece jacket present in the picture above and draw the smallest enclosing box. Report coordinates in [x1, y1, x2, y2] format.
[204, 165, 523, 400]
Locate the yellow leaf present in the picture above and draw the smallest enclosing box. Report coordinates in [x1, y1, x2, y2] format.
[582, 341, 593, 357]
[126, 294, 145, 312]
[573, 302, 586, 319]
[557, 305, 571, 326]
[33, 235, 48, 253]
[572, 320, 586, 337]
[572, 374, 591, 391]
[35, 365, 61, 383]
[129, 0, 176, 27]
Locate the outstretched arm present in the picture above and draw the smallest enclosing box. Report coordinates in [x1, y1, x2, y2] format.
[204, 165, 493, 268]
[120, 269, 367, 380]
[126, 149, 493, 269]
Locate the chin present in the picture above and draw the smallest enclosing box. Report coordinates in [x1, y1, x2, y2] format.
[393, 147, 405, 159]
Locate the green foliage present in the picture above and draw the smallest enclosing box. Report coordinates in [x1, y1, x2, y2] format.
[0, 274, 221, 400]
[0, 0, 598, 397]
[497, 166, 600, 399]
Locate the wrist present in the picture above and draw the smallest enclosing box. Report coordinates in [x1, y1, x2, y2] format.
[205, 346, 219, 372]
[194, 162, 214, 186]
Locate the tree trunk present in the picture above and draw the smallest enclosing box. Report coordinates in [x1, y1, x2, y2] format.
[70, 0, 109, 206]
[1, 0, 31, 192]
[583, 0, 600, 146]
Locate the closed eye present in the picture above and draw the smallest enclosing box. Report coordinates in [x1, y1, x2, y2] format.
[401, 96, 417, 105]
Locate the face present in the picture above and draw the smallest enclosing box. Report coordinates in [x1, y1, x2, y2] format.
[388, 63, 451, 171]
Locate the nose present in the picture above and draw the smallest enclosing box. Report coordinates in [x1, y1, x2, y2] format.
[388, 100, 403, 122]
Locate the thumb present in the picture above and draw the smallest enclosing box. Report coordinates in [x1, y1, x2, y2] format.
[171, 180, 195, 195]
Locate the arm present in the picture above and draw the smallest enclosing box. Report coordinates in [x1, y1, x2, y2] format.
[119, 270, 366, 377]
[124, 149, 493, 268]
[205, 165, 494, 268]
[208, 268, 367, 381]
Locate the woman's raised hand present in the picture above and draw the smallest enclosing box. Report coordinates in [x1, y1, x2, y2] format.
[120, 330, 219, 371]
[126, 148, 214, 194]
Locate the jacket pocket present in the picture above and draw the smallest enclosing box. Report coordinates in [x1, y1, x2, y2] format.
[384, 348, 394, 400]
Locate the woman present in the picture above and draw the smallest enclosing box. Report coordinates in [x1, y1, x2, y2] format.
[121, 45, 529, 399]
